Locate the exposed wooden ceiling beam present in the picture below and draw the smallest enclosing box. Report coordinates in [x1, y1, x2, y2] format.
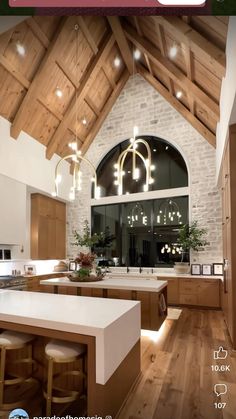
[153, 16, 226, 78]
[138, 64, 215, 148]
[102, 65, 116, 89]
[181, 44, 195, 114]
[77, 17, 98, 55]
[123, 23, 219, 121]
[26, 18, 50, 49]
[85, 96, 100, 117]
[80, 68, 129, 155]
[46, 32, 115, 160]
[56, 58, 78, 89]
[37, 95, 64, 122]
[133, 17, 153, 76]
[155, 23, 174, 95]
[0, 54, 30, 89]
[107, 17, 133, 74]
[10, 17, 69, 140]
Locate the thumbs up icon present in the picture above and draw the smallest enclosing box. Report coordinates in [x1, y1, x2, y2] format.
[214, 346, 228, 360]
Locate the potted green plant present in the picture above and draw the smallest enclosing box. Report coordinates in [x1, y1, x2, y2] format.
[175, 221, 209, 274]
[93, 226, 115, 257]
[71, 220, 109, 281]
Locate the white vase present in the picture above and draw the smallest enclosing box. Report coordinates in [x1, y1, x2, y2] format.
[174, 262, 190, 274]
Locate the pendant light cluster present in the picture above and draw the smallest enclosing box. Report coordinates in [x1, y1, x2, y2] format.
[114, 127, 155, 196]
[52, 24, 100, 201]
[161, 244, 182, 255]
[127, 202, 147, 227]
[157, 199, 182, 225]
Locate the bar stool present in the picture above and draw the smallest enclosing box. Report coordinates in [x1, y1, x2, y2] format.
[0, 330, 37, 410]
[44, 340, 86, 416]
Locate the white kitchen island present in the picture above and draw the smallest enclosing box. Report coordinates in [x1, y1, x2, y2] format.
[0, 290, 141, 417]
[40, 277, 168, 331]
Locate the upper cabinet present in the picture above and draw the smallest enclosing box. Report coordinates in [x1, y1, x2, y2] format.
[31, 193, 66, 260]
[0, 174, 27, 246]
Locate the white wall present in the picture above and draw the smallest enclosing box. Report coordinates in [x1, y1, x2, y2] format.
[0, 17, 28, 35]
[0, 174, 26, 246]
[0, 117, 72, 201]
[216, 16, 236, 179]
[67, 74, 222, 265]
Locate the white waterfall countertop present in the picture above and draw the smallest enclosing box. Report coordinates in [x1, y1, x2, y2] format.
[40, 277, 168, 293]
[0, 290, 140, 385]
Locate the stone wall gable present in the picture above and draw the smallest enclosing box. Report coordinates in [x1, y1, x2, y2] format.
[67, 74, 222, 264]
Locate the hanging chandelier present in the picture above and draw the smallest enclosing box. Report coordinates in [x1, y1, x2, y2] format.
[114, 128, 155, 196]
[161, 243, 182, 255]
[156, 199, 182, 225]
[52, 24, 100, 201]
[127, 202, 147, 227]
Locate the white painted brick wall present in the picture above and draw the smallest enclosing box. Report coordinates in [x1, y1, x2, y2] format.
[67, 74, 222, 264]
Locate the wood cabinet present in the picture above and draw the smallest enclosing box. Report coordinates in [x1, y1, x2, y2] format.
[26, 272, 67, 292]
[221, 124, 236, 348]
[166, 277, 179, 305]
[179, 277, 220, 308]
[31, 193, 66, 260]
[79, 286, 167, 331]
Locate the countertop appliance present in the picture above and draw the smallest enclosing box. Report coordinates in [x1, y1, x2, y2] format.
[0, 275, 27, 290]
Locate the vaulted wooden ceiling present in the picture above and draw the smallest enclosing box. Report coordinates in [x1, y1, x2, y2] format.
[0, 16, 228, 161]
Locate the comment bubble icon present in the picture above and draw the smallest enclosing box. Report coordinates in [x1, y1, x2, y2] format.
[214, 384, 228, 397]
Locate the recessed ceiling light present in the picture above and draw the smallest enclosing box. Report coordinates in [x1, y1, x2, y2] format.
[134, 49, 141, 60]
[114, 57, 121, 67]
[169, 45, 178, 59]
[55, 87, 63, 98]
[176, 91, 182, 99]
[16, 42, 26, 57]
[82, 118, 87, 125]
[153, 149, 157, 152]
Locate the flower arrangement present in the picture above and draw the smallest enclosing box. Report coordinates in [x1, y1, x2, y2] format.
[75, 252, 96, 268]
[71, 221, 108, 282]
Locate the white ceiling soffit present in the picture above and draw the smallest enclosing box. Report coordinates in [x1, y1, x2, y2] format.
[0, 17, 28, 35]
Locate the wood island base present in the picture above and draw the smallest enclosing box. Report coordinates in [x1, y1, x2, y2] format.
[0, 320, 141, 418]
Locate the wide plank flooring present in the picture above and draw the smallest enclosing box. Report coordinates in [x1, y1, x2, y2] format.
[118, 308, 236, 419]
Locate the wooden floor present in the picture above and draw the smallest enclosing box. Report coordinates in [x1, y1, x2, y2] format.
[118, 308, 236, 419]
[1, 308, 236, 419]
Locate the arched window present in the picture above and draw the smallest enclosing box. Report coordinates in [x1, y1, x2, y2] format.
[96, 136, 188, 197]
[92, 136, 189, 267]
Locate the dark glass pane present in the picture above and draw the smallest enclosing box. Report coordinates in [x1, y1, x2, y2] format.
[96, 136, 188, 197]
[92, 204, 120, 265]
[92, 196, 189, 267]
[121, 201, 152, 267]
[153, 196, 189, 267]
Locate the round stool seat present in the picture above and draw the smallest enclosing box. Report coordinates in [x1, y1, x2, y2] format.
[0, 331, 34, 347]
[45, 340, 85, 360]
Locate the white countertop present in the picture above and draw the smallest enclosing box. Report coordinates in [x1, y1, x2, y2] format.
[40, 277, 168, 292]
[0, 290, 140, 385]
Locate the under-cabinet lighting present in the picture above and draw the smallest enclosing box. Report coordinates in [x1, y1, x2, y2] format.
[141, 322, 166, 342]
